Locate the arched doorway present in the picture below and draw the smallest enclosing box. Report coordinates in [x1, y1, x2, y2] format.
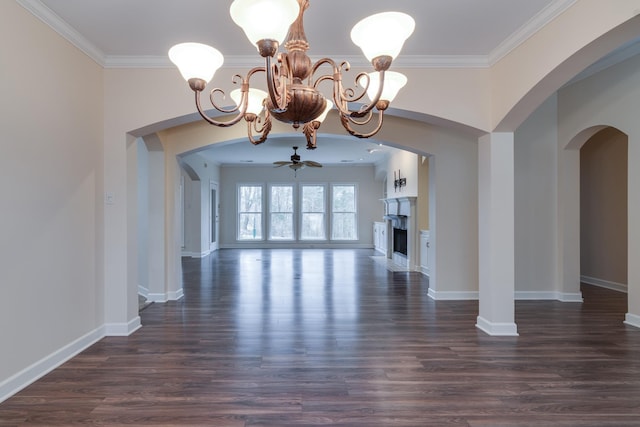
[580, 127, 628, 293]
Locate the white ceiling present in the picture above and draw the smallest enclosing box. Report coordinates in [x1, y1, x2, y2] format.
[21, 0, 576, 165]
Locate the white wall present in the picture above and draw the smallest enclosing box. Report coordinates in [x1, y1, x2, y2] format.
[0, 1, 104, 397]
[514, 94, 559, 297]
[385, 150, 418, 197]
[180, 153, 221, 257]
[219, 165, 382, 248]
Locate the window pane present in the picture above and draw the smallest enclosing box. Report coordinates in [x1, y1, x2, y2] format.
[301, 185, 325, 240]
[271, 186, 293, 212]
[270, 213, 293, 239]
[269, 185, 294, 240]
[332, 185, 355, 212]
[301, 213, 325, 240]
[239, 186, 262, 212]
[332, 185, 356, 240]
[238, 213, 262, 240]
[302, 185, 324, 212]
[332, 213, 356, 240]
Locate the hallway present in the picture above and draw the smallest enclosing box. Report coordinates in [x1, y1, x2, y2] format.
[1, 249, 640, 426]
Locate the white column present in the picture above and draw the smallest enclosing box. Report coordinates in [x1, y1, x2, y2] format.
[477, 133, 518, 336]
[626, 135, 640, 328]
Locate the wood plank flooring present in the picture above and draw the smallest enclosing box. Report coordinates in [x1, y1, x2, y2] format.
[2, 249, 640, 426]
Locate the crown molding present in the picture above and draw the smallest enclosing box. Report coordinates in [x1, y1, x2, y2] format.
[103, 54, 491, 70]
[19, 0, 577, 70]
[488, 0, 578, 65]
[17, 0, 106, 66]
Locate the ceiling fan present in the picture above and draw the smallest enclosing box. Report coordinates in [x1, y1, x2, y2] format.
[273, 146, 323, 173]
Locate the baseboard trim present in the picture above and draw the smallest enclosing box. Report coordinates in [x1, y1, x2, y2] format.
[181, 250, 212, 258]
[558, 292, 584, 302]
[428, 288, 478, 300]
[515, 291, 583, 302]
[148, 288, 184, 303]
[105, 317, 141, 336]
[0, 326, 105, 404]
[624, 313, 640, 329]
[476, 316, 519, 336]
[168, 288, 184, 301]
[515, 291, 558, 300]
[138, 285, 149, 299]
[580, 275, 627, 293]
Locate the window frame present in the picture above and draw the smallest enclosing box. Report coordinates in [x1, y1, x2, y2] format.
[268, 182, 296, 241]
[299, 183, 327, 241]
[236, 183, 265, 241]
[330, 183, 358, 241]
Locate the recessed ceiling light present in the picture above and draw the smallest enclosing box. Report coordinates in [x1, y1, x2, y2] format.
[340, 160, 354, 163]
[239, 160, 254, 163]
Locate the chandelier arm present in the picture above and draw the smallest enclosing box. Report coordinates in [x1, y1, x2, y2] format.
[344, 109, 374, 126]
[339, 109, 385, 139]
[265, 54, 288, 113]
[194, 89, 247, 127]
[246, 111, 272, 145]
[302, 121, 321, 149]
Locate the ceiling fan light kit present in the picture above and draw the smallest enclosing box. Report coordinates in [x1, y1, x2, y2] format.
[274, 146, 323, 176]
[169, 0, 414, 150]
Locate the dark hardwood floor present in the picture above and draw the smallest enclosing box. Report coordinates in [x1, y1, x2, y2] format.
[2, 249, 640, 426]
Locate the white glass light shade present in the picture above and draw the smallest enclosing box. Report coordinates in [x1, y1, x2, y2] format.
[168, 43, 224, 83]
[365, 71, 407, 102]
[230, 88, 268, 116]
[230, 0, 300, 46]
[350, 12, 415, 62]
[313, 100, 333, 123]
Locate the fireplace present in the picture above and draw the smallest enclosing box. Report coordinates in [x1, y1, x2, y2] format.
[393, 228, 408, 256]
[383, 197, 417, 269]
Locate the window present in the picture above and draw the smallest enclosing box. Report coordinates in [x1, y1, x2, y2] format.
[269, 184, 294, 240]
[331, 184, 357, 240]
[236, 182, 358, 242]
[238, 185, 263, 240]
[300, 184, 326, 240]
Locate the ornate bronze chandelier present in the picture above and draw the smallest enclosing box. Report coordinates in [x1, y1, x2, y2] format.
[169, 0, 414, 149]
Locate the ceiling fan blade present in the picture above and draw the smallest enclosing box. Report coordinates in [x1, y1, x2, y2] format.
[304, 160, 323, 167]
[273, 161, 291, 167]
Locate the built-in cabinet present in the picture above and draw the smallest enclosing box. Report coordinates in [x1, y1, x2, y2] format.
[420, 230, 430, 276]
[373, 221, 387, 254]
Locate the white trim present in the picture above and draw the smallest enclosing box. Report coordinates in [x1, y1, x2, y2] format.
[148, 288, 184, 303]
[558, 292, 584, 302]
[624, 313, 640, 329]
[138, 285, 149, 299]
[104, 317, 141, 337]
[420, 266, 430, 277]
[476, 316, 519, 336]
[428, 289, 478, 300]
[0, 326, 105, 404]
[16, 0, 106, 66]
[488, 0, 578, 65]
[181, 250, 212, 258]
[580, 275, 628, 293]
[168, 288, 184, 301]
[515, 291, 560, 300]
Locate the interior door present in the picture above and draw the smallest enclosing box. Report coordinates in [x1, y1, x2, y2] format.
[210, 181, 219, 251]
